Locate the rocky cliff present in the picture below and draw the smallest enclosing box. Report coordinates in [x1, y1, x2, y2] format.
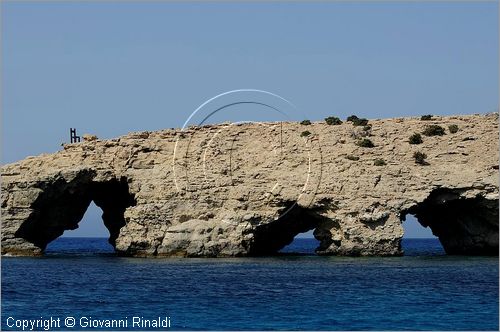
[1, 114, 499, 257]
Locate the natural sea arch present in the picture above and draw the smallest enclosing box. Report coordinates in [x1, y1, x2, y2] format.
[7, 172, 498, 257]
[12, 186, 498, 256]
[247, 188, 498, 256]
[399, 188, 499, 255]
[14, 175, 136, 252]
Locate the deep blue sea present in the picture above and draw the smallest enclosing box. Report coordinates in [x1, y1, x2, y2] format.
[2, 238, 498, 331]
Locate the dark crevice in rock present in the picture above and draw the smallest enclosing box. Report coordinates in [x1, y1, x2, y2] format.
[91, 179, 137, 247]
[403, 188, 498, 255]
[15, 173, 136, 252]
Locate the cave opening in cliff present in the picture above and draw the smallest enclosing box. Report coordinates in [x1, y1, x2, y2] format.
[15, 176, 136, 255]
[400, 188, 499, 256]
[249, 204, 326, 256]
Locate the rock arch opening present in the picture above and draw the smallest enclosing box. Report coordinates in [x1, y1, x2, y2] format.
[61, 201, 111, 238]
[401, 213, 445, 255]
[14, 175, 136, 254]
[402, 214, 435, 239]
[247, 204, 328, 256]
[279, 230, 321, 255]
[400, 188, 498, 256]
[45, 202, 115, 254]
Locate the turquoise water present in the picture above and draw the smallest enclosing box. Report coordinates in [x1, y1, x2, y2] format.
[2, 238, 498, 330]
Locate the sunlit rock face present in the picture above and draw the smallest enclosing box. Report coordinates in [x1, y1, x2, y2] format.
[1, 114, 498, 257]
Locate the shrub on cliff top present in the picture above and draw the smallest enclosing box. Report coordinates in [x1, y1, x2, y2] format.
[300, 120, 311, 125]
[448, 124, 459, 133]
[421, 115, 433, 121]
[409, 133, 423, 144]
[422, 125, 446, 136]
[357, 138, 375, 148]
[352, 118, 369, 127]
[325, 116, 343, 125]
[413, 151, 428, 165]
[346, 115, 359, 122]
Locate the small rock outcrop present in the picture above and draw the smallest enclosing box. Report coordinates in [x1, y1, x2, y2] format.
[1, 114, 498, 256]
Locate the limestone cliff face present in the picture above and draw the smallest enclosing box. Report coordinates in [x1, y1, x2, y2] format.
[1, 114, 498, 257]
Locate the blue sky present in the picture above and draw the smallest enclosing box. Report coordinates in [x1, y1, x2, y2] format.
[2, 1, 498, 238]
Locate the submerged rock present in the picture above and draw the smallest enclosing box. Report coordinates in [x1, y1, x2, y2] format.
[1, 114, 498, 256]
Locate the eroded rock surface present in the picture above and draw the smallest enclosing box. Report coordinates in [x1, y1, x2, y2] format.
[1, 114, 498, 256]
